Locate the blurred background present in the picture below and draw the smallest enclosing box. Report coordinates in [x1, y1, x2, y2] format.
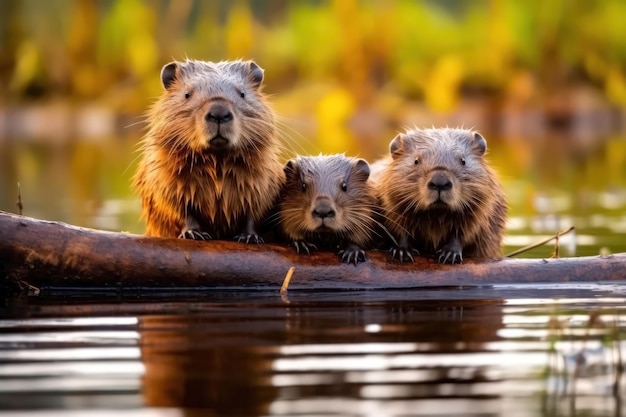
[0, 0, 625, 256]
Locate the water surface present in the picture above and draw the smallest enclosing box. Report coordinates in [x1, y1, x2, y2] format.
[2, 285, 626, 416]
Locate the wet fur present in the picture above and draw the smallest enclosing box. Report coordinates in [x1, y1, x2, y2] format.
[279, 154, 378, 264]
[133, 59, 284, 239]
[372, 128, 507, 262]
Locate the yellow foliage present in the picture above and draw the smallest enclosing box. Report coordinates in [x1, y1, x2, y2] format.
[583, 53, 606, 81]
[286, 3, 340, 80]
[225, 0, 254, 59]
[5, 0, 626, 121]
[9, 41, 41, 93]
[73, 64, 99, 97]
[605, 136, 626, 187]
[316, 88, 356, 153]
[67, 0, 98, 61]
[332, 0, 367, 89]
[97, 0, 158, 78]
[128, 32, 159, 77]
[605, 66, 626, 105]
[423, 55, 464, 112]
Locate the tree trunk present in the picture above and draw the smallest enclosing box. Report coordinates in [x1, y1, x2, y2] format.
[1, 210, 624, 295]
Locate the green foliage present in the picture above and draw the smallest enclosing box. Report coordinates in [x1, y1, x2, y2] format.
[3, 0, 626, 106]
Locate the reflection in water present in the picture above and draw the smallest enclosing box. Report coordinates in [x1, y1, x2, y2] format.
[0, 289, 625, 416]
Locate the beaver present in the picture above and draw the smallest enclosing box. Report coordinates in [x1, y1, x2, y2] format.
[133, 59, 284, 242]
[279, 154, 379, 264]
[372, 127, 507, 264]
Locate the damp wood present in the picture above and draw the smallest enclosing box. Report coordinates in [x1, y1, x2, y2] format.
[1, 210, 625, 295]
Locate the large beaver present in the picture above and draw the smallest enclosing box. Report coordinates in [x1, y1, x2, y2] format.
[133, 59, 284, 242]
[279, 154, 379, 264]
[372, 128, 507, 264]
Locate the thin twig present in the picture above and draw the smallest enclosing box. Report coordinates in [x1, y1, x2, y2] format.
[280, 266, 295, 303]
[505, 226, 575, 258]
[16, 182, 23, 215]
[18, 280, 40, 296]
[551, 233, 560, 258]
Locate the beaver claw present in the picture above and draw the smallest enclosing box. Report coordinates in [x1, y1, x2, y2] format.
[179, 229, 212, 240]
[293, 240, 317, 255]
[436, 245, 463, 264]
[235, 233, 264, 244]
[338, 244, 366, 265]
[389, 246, 419, 263]
[436, 249, 462, 264]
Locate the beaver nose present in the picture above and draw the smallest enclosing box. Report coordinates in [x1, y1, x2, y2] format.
[312, 199, 336, 219]
[206, 103, 233, 124]
[428, 172, 453, 191]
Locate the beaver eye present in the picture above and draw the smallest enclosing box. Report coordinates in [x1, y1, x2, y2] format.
[341, 182, 348, 192]
[301, 182, 307, 192]
[414, 158, 419, 165]
[184, 91, 191, 99]
[461, 157, 466, 166]
[239, 90, 245, 98]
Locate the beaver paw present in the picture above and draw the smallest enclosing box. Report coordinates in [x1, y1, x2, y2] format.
[436, 247, 463, 264]
[235, 233, 264, 244]
[179, 229, 212, 240]
[338, 244, 366, 265]
[389, 246, 419, 263]
[293, 240, 317, 255]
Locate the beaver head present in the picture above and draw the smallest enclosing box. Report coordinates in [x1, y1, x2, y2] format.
[151, 59, 274, 154]
[280, 154, 374, 244]
[385, 128, 490, 213]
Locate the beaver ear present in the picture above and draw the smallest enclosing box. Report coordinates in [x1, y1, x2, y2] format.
[472, 132, 487, 156]
[247, 61, 265, 89]
[389, 133, 406, 159]
[352, 158, 370, 181]
[161, 62, 180, 90]
[284, 159, 299, 177]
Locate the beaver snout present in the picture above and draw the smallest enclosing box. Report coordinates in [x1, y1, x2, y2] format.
[205, 102, 234, 124]
[312, 197, 336, 219]
[428, 171, 453, 192]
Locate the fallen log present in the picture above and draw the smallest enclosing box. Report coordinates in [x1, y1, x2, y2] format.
[1, 210, 624, 295]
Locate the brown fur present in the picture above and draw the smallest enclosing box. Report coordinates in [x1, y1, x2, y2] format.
[372, 128, 507, 263]
[133, 59, 284, 241]
[279, 154, 378, 264]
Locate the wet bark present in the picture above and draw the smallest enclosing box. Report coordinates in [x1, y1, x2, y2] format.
[1, 210, 624, 295]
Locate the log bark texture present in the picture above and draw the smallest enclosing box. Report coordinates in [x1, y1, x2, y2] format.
[1, 210, 625, 294]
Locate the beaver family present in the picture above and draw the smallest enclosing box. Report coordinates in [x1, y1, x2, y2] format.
[279, 154, 379, 264]
[133, 59, 284, 242]
[372, 127, 507, 264]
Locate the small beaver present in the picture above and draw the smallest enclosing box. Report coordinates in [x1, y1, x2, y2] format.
[279, 154, 379, 264]
[372, 127, 507, 264]
[133, 59, 284, 242]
